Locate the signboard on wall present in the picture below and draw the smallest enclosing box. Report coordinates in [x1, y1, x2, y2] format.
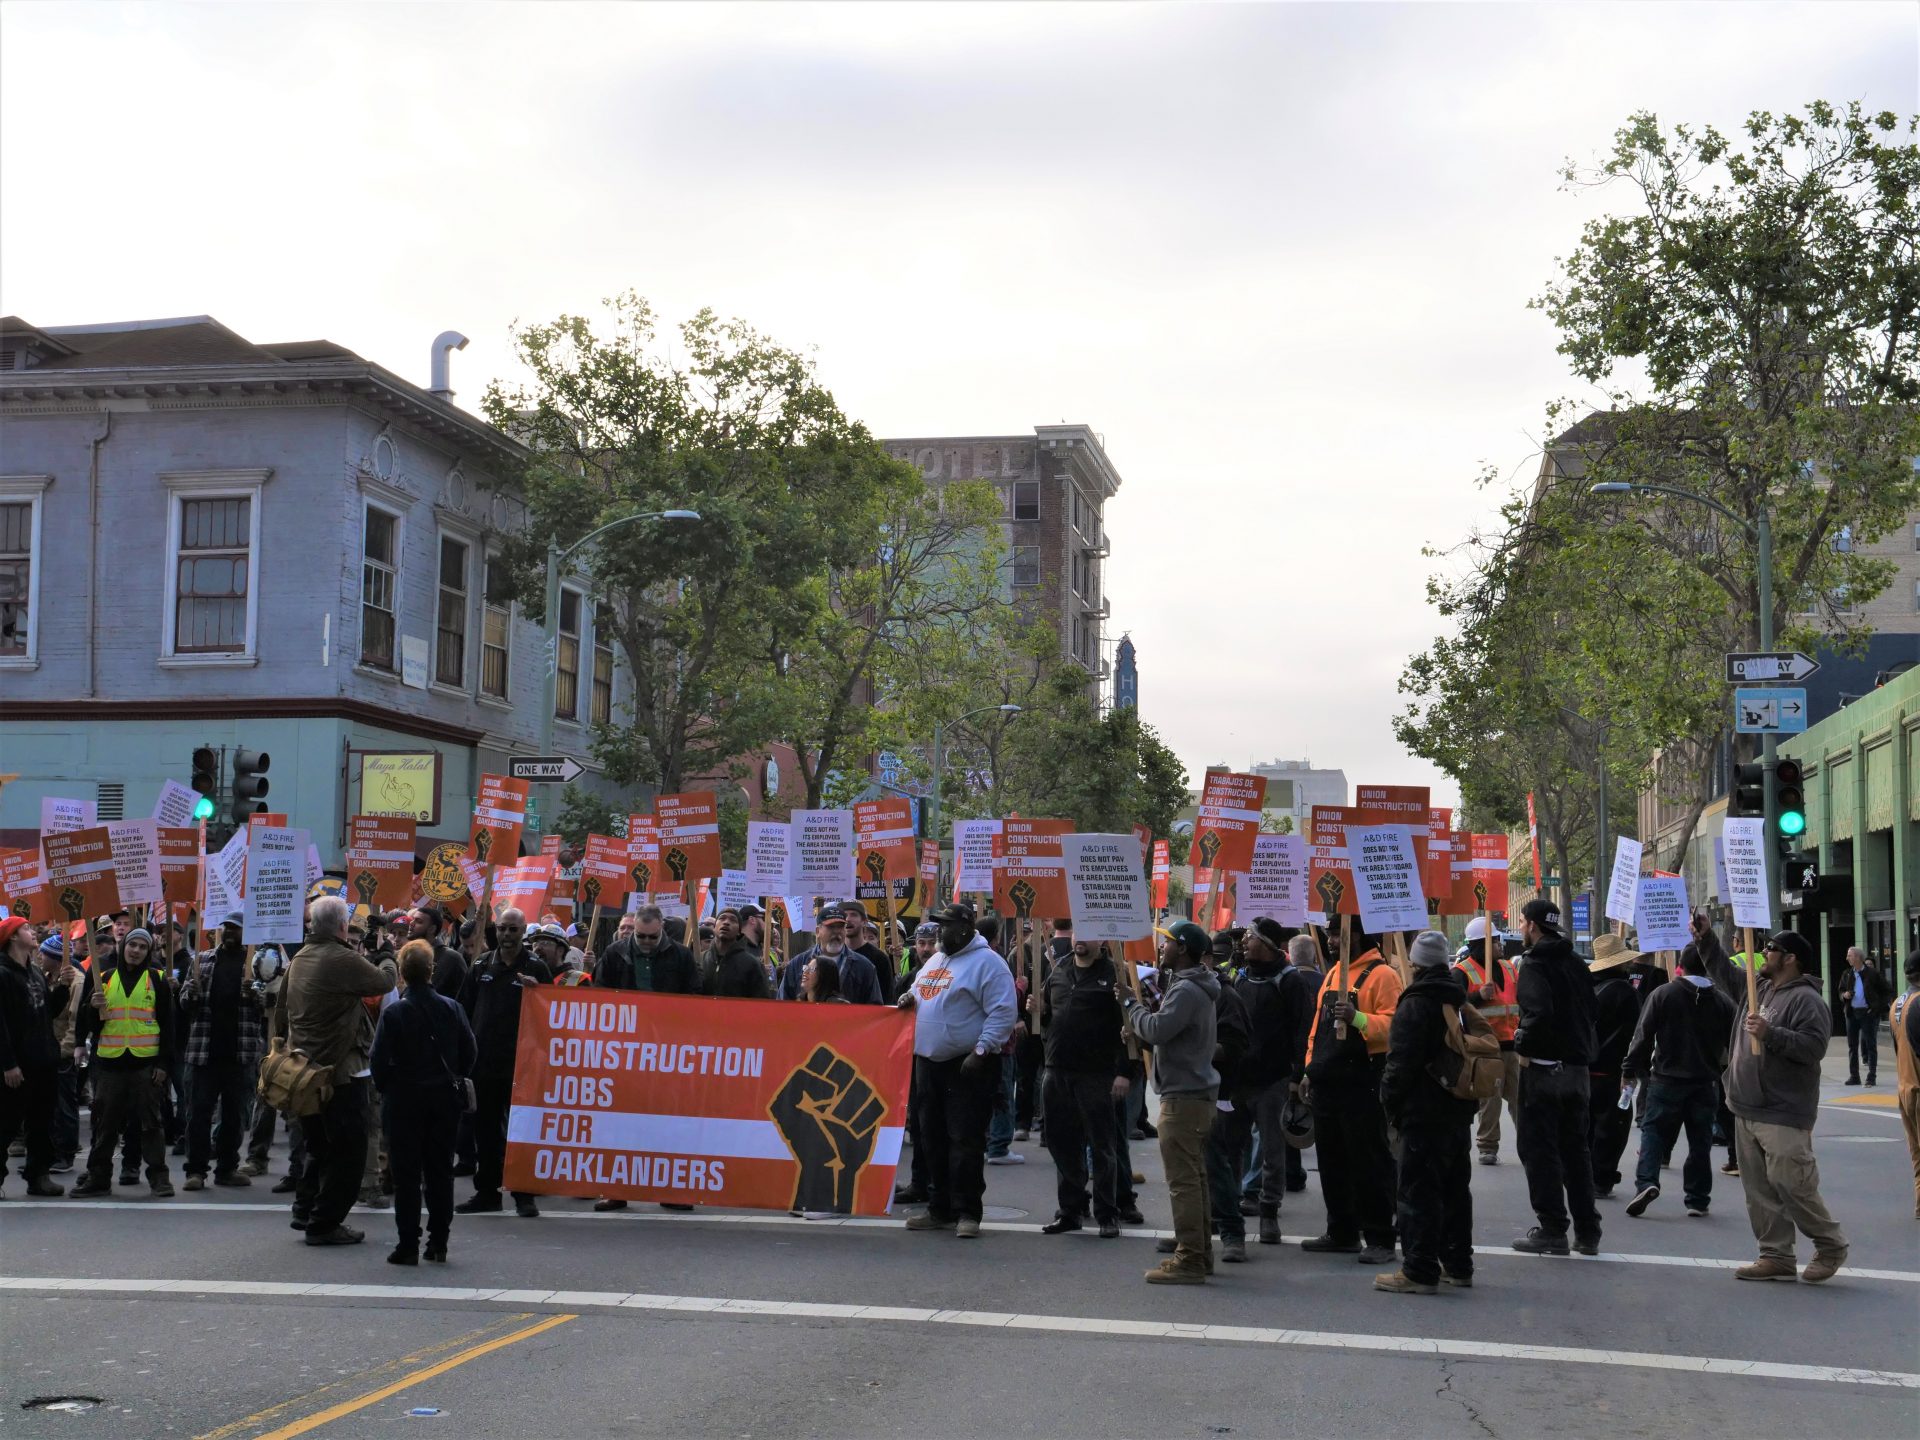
[357, 751, 442, 825]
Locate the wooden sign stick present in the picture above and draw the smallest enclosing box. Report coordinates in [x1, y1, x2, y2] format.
[1335, 914, 1352, 1039]
[161, 878, 174, 963]
[1482, 908, 1494, 993]
[1386, 930, 1410, 985]
[1743, 926, 1761, 1056]
[1030, 919, 1047, 1036]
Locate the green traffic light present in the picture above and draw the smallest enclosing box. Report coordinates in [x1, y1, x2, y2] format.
[1779, 810, 1807, 837]
[193, 796, 217, 821]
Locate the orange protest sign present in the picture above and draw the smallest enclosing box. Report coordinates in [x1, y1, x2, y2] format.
[1468, 834, 1511, 916]
[1193, 768, 1267, 875]
[656, 792, 721, 886]
[579, 834, 633, 912]
[992, 818, 1071, 918]
[156, 827, 202, 908]
[504, 990, 913, 1214]
[41, 826, 120, 923]
[1424, 807, 1454, 899]
[918, 840, 940, 904]
[1307, 805, 1360, 917]
[626, 814, 660, 897]
[853, 797, 917, 887]
[346, 815, 417, 911]
[0, 847, 54, 923]
[469, 774, 530, 865]
[1193, 867, 1236, 927]
[1150, 840, 1170, 909]
[494, 855, 555, 918]
[1355, 784, 1430, 879]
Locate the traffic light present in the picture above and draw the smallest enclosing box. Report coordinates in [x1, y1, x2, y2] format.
[190, 745, 220, 821]
[229, 749, 271, 828]
[1775, 758, 1807, 839]
[1730, 761, 1765, 818]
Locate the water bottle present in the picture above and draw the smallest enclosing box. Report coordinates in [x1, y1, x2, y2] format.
[1617, 1080, 1637, 1111]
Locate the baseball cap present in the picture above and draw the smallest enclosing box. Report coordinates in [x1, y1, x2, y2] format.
[928, 900, 978, 926]
[816, 903, 848, 925]
[1164, 920, 1210, 958]
[1765, 930, 1814, 966]
[1520, 898, 1562, 934]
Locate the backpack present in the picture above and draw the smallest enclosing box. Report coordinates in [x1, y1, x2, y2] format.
[256, 1037, 335, 1118]
[1431, 1004, 1503, 1101]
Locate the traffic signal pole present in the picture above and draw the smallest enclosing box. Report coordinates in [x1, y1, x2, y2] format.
[1756, 508, 1778, 930]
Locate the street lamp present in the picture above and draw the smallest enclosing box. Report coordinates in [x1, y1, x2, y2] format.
[1591, 480, 1777, 922]
[927, 703, 1022, 845]
[540, 509, 701, 757]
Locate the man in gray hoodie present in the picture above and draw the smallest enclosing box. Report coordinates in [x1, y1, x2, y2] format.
[1119, 921, 1220, 1284]
[1724, 929, 1847, 1283]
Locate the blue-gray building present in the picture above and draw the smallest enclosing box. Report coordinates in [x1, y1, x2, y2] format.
[0, 314, 632, 863]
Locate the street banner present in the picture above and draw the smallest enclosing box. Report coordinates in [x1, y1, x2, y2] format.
[1150, 839, 1171, 909]
[495, 856, 557, 919]
[470, 774, 530, 866]
[745, 821, 792, 897]
[790, 810, 855, 897]
[993, 818, 1071, 920]
[0, 847, 53, 923]
[627, 815, 661, 898]
[41, 797, 97, 836]
[951, 819, 1000, 899]
[1721, 818, 1771, 930]
[1634, 874, 1691, 953]
[156, 827, 200, 908]
[1244, 831, 1309, 928]
[1424, 808, 1454, 899]
[1349, 824, 1427, 934]
[1356, 785, 1431, 876]
[106, 819, 164, 909]
[1526, 791, 1543, 892]
[41, 827, 119, 923]
[579, 834, 633, 914]
[242, 825, 308, 943]
[206, 830, 247, 921]
[1307, 805, 1360, 918]
[1060, 833, 1151, 942]
[716, 869, 753, 914]
[151, 780, 205, 828]
[346, 816, 416, 911]
[1442, 828, 1475, 915]
[1193, 768, 1267, 875]
[657, 791, 722, 887]
[1605, 836, 1643, 925]
[1467, 834, 1510, 915]
[853, 797, 917, 884]
[505, 989, 913, 1215]
[918, 841, 940, 907]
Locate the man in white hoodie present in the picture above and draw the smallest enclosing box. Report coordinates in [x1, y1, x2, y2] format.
[896, 902, 1018, 1239]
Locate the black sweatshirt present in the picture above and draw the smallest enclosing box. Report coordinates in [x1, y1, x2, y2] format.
[1040, 953, 1128, 1078]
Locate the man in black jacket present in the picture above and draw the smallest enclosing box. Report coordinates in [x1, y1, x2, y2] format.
[1035, 938, 1129, 1238]
[408, 907, 468, 1000]
[705, 907, 771, 999]
[1622, 949, 1736, 1218]
[1511, 897, 1601, 1256]
[454, 909, 551, 1218]
[1201, 960, 1253, 1262]
[1234, 918, 1318, 1244]
[597, 905, 699, 996]
[0, 917, 68, 1198]
[1377, 930, 1478, 1294]
[1586, 935, 1646, 1198]
[1841, 946, 1892, 1086]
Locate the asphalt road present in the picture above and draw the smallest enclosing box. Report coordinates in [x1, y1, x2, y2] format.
[2, 1057, 1914, 1439]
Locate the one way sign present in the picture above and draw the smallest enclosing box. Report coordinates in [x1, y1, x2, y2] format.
[508, 755, 585, 783]
[1725, 650, 1820, 683]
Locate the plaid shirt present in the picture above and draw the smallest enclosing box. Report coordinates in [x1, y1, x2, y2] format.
[182, 947, 267, 1069]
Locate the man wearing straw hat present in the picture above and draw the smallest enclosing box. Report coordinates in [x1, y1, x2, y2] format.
[1586, 934, 1648, 1199]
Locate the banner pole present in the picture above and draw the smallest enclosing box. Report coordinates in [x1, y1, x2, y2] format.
[1031, 919, 1047, 1037]
[1335, 914, 1352, 1039]
[1743, 926, 1761, 1056]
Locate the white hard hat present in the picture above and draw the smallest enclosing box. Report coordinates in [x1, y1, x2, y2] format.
[1463, 916, 1491, 942]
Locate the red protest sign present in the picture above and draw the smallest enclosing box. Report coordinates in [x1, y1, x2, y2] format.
[992, 818, 1071, 918]
[918, 840, 940, 907]
[579, 833, 633, 912]
[1150, 839, 1170, 909]
[494, 855, 555, 919]
[470, 774, 530, 865]
[853, 797, 917, 885]
[156, 827, 202, 910]
[1469, 834, 1510, 915]
[626, 814, 660, 896]
[1440, 828, 1476, 915]
[1193, 768, 1267, 875]
[41, 826, 120, 923]
[656, 792, 721, 886]
[0, 847, 54, 924]
[1193, 867, 1236, 927]
[346, 815, 417, 911]
[1307, 805, 1360, 917]
[1355, 784, 1430, 880]
[1424, 808, 1454, 898]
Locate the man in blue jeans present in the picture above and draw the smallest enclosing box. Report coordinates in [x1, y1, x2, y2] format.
[1842, 947, 1890, 1086]
[1622, 949, 1736, 1218]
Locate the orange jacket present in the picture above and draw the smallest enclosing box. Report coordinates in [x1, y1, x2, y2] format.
[1307, 949, 1403, 1067]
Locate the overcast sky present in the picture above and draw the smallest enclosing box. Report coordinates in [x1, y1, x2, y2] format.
[4, 2, 1913, 806]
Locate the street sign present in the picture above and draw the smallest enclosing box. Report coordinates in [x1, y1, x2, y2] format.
[508, 755, 585, 783]
[1725, 651, 1819, 683]
[525, 797, 542, 836]
[1733, 687, 1809, 735]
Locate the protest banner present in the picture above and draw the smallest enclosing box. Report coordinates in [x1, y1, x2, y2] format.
[627, 815, 661, 899]
[744, 821, 792, 897]
[1721, 816, 1770, 1054]
[151, 780, 205, 828]
[1468, 834, 1510, 916]
[1243, 832, 1310, 927]
[1424, 808, 1454, 901]
[242, 826, 308, 943]
[1061, 833, 1151, 943]
[993, 818, 1070, 919]
[1192, 867, 1236, 927]
[1355, 784, 1430, 875]
[1150, 839, 1171, 910]
[854, 798, 917, 882]
[41, 797, 97, 835]
[106, 819, 164, 909]
[345, 816, 416, 911]
[951, 819, 1000, 899]
[1443, 828, 1475, 915]
[1349, 824, 1428, 935]
[247, 812, 289, 833]
[1605, 836, 1644, 928]
[0, 847, 53, 923]
[419, 842, 472, 909]
[1634, 874, 1691, 954]
[918, 841, 940, 910]
[579, 834, 634, 919]
[206, 830, 247, 922]
[495, 856, 557, 919]
[657, 792, 722, 895]
[156, 827, 201, 911]
[716, 869, 753, 914]
[1306, 806, 1360, 918]
[1193, 768, 1267, 883]
[470, 774, 530, 866]
[505, 989, 913, 1214]
[790, 809, 855, 897]
[41, 827, 119, 923]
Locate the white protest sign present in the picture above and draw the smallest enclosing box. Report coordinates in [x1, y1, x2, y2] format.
[1060, 833, 1150, 943]
[1714, 835, 1729, 903]
[744, 821, 792, 897]
[1605, 836, 1644, 925]
[307, 844, 325, 889]
[1721, 817, 1771, 930]
[41, 797, 96, 835]
[106, 819, 164, 908]
[788, 810, 854, 897]
[1243, 832, 1309, 927]
[1634, 874, 1691, 953]
[952, 819, 1001, 897]
[717, 869, 753, 913]
[1349, 825, 1428, 934]
[151, 780, 205, 828]
[242, 826, 308, 943]
[205, 830, 248, 920]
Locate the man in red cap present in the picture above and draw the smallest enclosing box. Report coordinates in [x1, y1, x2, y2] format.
[0, 917, 71, 1197]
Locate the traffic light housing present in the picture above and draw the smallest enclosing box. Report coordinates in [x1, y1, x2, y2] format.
[1774, 758, 1806, 839]
[229, 749, 271, 828]
[191, 745, 220, 821]
[1730, 761, 1765, 818]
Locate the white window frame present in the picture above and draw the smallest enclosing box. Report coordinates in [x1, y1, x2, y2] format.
[478, 548, 513, 705]
[359, 500, 403, 673]
[432, 527, 473, 692]
[554, 583, 585, 723]
[0, 474, 49, 669]
[158, 469, 269, 667]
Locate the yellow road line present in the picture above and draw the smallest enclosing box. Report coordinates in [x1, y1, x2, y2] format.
[1831, 1092, 1899, 1108]
[248, 1313, 576, 1440]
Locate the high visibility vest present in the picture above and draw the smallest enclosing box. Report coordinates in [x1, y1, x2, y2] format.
[1457, 955, 1519, 1042]
[556, 969, 593, 988]
[97, 968, 160, 1059]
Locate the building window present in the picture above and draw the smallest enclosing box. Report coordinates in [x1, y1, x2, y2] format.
[0, 495, 35, 659]
[1911, 521, 1918, 553]
[555, 587, 582, 720]
[1913, 578, 1920, 613]
[361, 506, 399, 670]
[591, 601, 615, 725]
[176, 496, 253, 653]
[1832, 524, 1853, 554]
[435, 534, 469, 687]
[1011, 481, 1039, 521]
[1011, 545, 1040, 588]
[480, 553, 511, 699]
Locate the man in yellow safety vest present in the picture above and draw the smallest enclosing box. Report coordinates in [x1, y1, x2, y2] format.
[71, 923, 178, 1197]
[1452, 916, 1520, 1164]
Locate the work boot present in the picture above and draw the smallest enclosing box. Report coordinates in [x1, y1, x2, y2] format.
[1041, 1214, 1084, 1235]
[955, 1217, 981, 1239]
[1440, 1267, 1473, 1288]
[1258, 1208, 1281, 1246]
[1735, 1256, 1798, 1282]
[183, 1175, 206, 1192]
[305, 1224, 365, 1247]
[1238, 1194, 1261, 1216]
[1119, 1206, 1146, 1226]
[594, 1198, 628, 1212]
[387, 1245, 419, 1266]
[1358, 1243, 1397, 1265]
[1477, 1151, 1499, 1166]
[1143, 1259, 1206, 1285]
[271, 1175, 299, 1194]
[905, 1211, 955, 1232]
[1510, 1227, 1569, 1256]
[455, 1192, 503, 1214]
[148, 1178, 175, 1198]
[1220, 1237, 1248, 1263]
[1573, 1232, 1601, 1257]
[70, 1175, 112, 1198]
[24, 1176, 65, 1197]
[1373, 1270, 1437, 1295]
[1301, 1233, 1361, 1253]
[513, 1196, 540, 1218]
[1802, 1250, 1847, 1284]
[214, 1172, 251, 1188]
[892, 1185, 928, 1205]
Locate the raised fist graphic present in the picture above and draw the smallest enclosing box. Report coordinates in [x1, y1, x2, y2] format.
[769, 1044, 886, 1215]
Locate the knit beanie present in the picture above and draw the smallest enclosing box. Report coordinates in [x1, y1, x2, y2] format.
[1410, 930, 1453, 970]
